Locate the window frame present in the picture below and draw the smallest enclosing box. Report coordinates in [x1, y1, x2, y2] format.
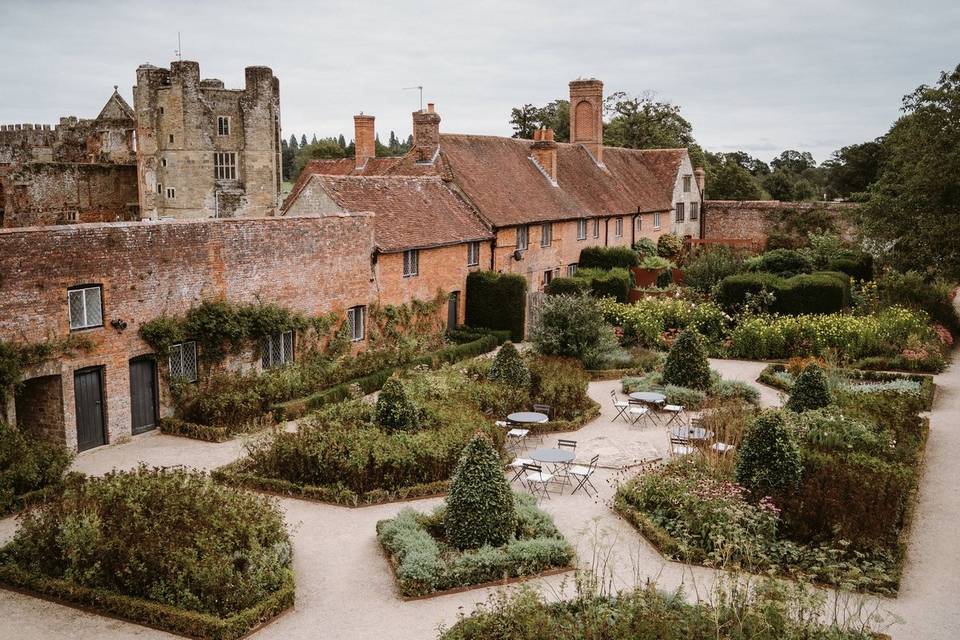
[654, 212, 661, 229]
[217, 116, 231, 137]
[676, 202, 685, 223]
[347, 306, 366, 342]
[214, 152, 237, 181]
[593, 218, 600, 238]
[467, 241, 480, 267]
[67, 285, 104, 331]
[540, 222, 552, 247]
[168, 134, 174, 144]
[683, 175, 692, 193]
[166, 187, 176, 199]
[567, 263, 578, 276]
[156, 183, 162, 194]
[690, 201, 699, 221]
[262, 331, 294, 370]
[615, 216, 623, 237]
[516, 225, 529, 251]
[576, 219, 587, 241]
[168, 341, 198, 383]
[403, 249, 419, 277]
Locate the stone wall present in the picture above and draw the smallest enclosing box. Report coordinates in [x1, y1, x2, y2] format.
[1, 162, 138, 227]
[0, 214, 376, 450]
[702, 200, 858, 246]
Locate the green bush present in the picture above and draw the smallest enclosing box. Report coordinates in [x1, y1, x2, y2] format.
[717, 272, 847, 315]
[785, 365, 832, 413]
[544, 277, 587, 296]
[746, 248, 813, 277]
[376, 377, 420, 432]
[639, 255, 673, 269]
[682, 246, 744, 292]
[632, 237, 658, 258]
[466, 271, 528, 342]
[736, 410, 803, 495]
[578, 246, 639, 270]
[2, 467, 292, 619]
[0, 423, 73, 514]
[445, 436, 517, 550]
[488, 342, 530, 389]
[530, 295, 619, 368]
[875, 270, 960, 334]
[662, 330, 711, 391]
[715, 272, 783, 309]
[828, 251, 873, 281]
[527, 357, 592, 420]
[578, 267, 632, 303]
[657, 233, 683, 259]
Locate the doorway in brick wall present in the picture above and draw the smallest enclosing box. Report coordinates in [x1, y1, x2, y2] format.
[74, 367, 106, 451]
[14, 374, 65, 445]
[129, 357, 159, 435]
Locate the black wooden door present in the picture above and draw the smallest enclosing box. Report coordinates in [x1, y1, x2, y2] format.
[129, 358, 158, 435]
[74, 368, 105, 451]
[447, 292, 459, 330]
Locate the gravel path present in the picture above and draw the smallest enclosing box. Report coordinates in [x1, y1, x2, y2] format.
[0, 356, 956, 639]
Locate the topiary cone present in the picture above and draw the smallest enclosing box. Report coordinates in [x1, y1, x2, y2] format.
[444, 435, 516, 550]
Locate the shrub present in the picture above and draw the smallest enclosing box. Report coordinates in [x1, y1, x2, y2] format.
[544, 277, 587, 296]
[0, 424, 73, 513]
[657, 233, 683, 258]
[376, 376, 420, 432]
[639, 255, 672, 269]
[527, 357, 592, 419]
[598, 298, 729, 349]
[632, 237, 658, 258]
[662, 330, 711, 390]
[682, 246, 744, 292]
[829, 252, 873, 281]
[746, 248, 813, 277]
[716, 272, 847, 315]
[3, 467, 291, 618]
[466, 271, 527, 342]
[785, 365, 832, 413]
[530, 295, 619, 367]
[875, 270, 960, 334]
[487, 342, 530, 389]
[578, 267, 631, 302]
[715, 272, 783, 309]
[444, 436, 517, 550]
[578, 246, 639, 270]
[736, 410, 802, 495]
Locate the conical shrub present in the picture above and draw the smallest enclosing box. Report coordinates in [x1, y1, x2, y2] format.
[662, 329, 711, 390]
[376, 376, 419, 432]
[444, 435, 516, 550]
[786, 364, 832, 413]
[735, 409, 802, 495]
[487, 342, 530, 388]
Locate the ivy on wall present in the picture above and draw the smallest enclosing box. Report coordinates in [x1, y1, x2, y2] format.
[0, 335, 94, 404]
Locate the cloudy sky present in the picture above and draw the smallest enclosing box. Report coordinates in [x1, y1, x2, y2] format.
[1, 0, 957, 163]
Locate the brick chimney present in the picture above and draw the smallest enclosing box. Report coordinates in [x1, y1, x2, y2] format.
[531, 127, 558, 183]
[412, 102, 441, 163]
[694, 168, 706, 196]
[569, 78, 604, 164]
[354, 114, 375, 169]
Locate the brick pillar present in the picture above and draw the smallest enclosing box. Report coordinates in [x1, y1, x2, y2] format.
[569, 78, 604, 164]
[354, 114, 375, 169]
[412, 103, 441, 163]
[531, 128, 558, 182]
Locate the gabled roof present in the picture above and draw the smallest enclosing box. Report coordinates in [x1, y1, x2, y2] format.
[287, 174, 492, 253]
[96, 89, 135, 122]
[282, 157, 402, 211]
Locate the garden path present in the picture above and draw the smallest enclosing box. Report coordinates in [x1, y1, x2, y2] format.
[0, 356, 957, 639]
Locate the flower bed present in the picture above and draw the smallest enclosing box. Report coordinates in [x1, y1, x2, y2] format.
[758, 364, 936, 410]
[622, 370, 759, 409]
[376, 492, 574, 597]
[0, 467, 294, 639]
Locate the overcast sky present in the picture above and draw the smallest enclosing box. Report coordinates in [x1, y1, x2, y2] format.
[1, 0, 957, 163]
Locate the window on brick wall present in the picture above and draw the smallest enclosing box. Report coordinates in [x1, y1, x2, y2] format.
[347, 306, 365, 342]
[166, 187, 176, 199]
[160, 157, 167, 168]
[403, 249, 419, 277]
[654, 212, 661, 229]
[68, 285, 103, 331]
[517, 225, 529, 250]
[168, 134, 174, 144]
[214, 152, 237, 180]
[217, 116, 231, 136]
[540, 222, 552, 247]
[567, 263, 578, 276]
[169, 341, 198, 382]
[156, 183, 162, 194]
[690, 201, 699, 221]
[467, 241, 480, 266]
[542, 269, 553, 287]
[676, 202, 685, 222]
[635, 216, 642, 231]
[577, 219, 587, 240]
[683, 175, 692, 192]
[262, 331, 294, 369]
[593, 218, 600, 238]
[615, 217, 623, 237]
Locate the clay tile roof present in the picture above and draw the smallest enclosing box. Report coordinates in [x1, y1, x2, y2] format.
[281, 156, 404, 211]
[306, 175, 492, 253]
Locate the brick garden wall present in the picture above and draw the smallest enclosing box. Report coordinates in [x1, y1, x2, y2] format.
[0, 214, 375, 450]
[702, 200, 858, 245]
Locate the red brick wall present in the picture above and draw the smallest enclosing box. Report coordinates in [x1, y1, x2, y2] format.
[702, 200, 857, 245]
[0, 215, 376, 450]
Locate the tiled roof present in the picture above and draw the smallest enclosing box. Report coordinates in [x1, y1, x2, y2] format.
[298, 174, 492, 253]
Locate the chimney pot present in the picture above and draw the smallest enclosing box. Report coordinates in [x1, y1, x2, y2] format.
[427, 102, 435, 113]
[544, 128, 554, 142]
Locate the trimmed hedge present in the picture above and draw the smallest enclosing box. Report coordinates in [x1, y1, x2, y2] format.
[757, 364, 936, 410]
[0, 562, 294, 640]
[159, 417, 232, 442]
[717, 271, 849, 315]
[546, 269, 631, 303]
[544, 277, 588, 296]
[578, 245, 639, 270]
[465, 271, 527, 341]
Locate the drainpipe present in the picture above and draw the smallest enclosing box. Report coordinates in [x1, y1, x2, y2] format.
[489, 235, 496, 271]
[604, 216, 610, 247]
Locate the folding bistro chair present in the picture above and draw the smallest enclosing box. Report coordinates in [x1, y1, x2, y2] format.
[532, 404, 552, 419]
[569, 454, 600, 497]
[661, 404, 686, 428]
[522, 463, 554, 500]
[507, 456, 534, 482]
[609, 390, 629, 423]
[556, 439, 577, 490]
[669, 433, 696, 457]
[627, 403, 651, 427]
[506, 427, 530, 454]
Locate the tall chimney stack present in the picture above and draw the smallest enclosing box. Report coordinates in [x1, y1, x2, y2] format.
[569, 78, 604, 164]
[354, 114, 375, 169]
[412, 103, 441, 163]
[531, 127, 558, 183]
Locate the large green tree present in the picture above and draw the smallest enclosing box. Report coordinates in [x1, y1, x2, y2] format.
[860, 64, 960, 277]
[822, 139, 885, 199]
[509, 100, 570, 141]
[603, 91, 693, 149]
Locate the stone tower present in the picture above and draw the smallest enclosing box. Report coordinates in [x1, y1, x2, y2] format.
[133, 61, 281, 220]
[569, 78, 604, 165]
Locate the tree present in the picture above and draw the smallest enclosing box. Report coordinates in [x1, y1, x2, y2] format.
[762, 170, 798, 201]
[603, 91, 694, 149]
[822, 139, 884, 199]
[662, 329, 711, 390]
[725, 150, 771, 177]
[487, 342, 530, 388]
[707, 160, 763, 200]
[860, 64, 960, 278]
[530, 295, 618, 366]
[509, 100, 570, 141]
[736, 410, 803, 495]
[337, 134, 346, 150]
[310, 134, 318, 145]
[376, 377, 419, 432]
[299, 134, 308, 147]
[288, 134, 299, 152]
[509, 104, 539, 139]
[786, 364, 832, 413]
[444, 435, 516, 550]
[771, 150, 816, 174]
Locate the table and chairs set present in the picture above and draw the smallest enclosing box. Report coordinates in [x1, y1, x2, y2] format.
[498, 407, 599, 499]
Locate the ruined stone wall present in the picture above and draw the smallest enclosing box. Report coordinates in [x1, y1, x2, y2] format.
[0, 214, 376, 450]
[134, 61, 281, 220]
[1, 162, 138, 227]
[702, 200, 858, 245]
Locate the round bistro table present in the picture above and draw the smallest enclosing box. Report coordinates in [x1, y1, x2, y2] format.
[528, 447, 575, 465]
[628, 391, 667, 404]
[671, 425, 713, 441]
[507, 411, 549, 425]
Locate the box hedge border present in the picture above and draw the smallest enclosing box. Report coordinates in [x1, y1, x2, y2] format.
[0, 554, 295, 640]
[465, 271, 527, 342]
[757, 364, 935, 410]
